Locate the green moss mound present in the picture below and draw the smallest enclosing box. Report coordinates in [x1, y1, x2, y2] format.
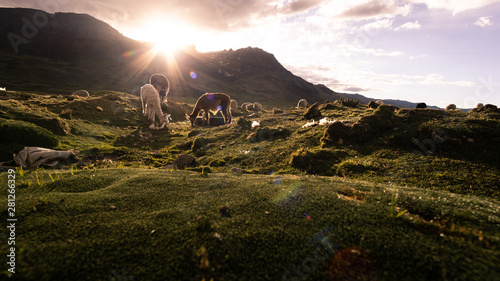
[0, 118, 59, 148]
[290, 148, 343, 175]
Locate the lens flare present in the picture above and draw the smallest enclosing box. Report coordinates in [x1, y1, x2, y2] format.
[272, 176, 283, 185]
[119, 49, 142, 59]
[272, 181, 303, 205]
[190, 71, 197, 79]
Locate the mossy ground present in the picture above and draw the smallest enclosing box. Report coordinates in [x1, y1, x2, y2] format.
[1, 169, 499, 281]
[0, 90, 499, 280]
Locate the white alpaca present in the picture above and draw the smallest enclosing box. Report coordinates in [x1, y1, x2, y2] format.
[140, 84, 169, 130]
[253, 102, 263, 111]
[297, 99, 308, 108]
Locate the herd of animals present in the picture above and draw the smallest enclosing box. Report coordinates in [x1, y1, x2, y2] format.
[68, 73, 497, 130]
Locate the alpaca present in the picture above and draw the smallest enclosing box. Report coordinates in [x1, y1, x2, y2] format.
[140, 84, 169, 130]
[71, 90, 90, 97]
[149, 73, 170, 104]
[241, 102, 252, 110]
[297, 99, 308, 108]
[188, 93, 232, 126]
[253, 102, 263, 111]
[230, 99, 238, 108]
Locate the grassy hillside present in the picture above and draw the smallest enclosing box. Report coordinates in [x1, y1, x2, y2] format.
[0, 90, 499, 280]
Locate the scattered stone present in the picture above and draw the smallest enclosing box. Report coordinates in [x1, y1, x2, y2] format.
[445, 104, 457, 111]
[272, 108, 284, 114]
[416, 103, 427, 109]
[303, 102, 322, 120]
[214, 233, 222, 242]
[367, 101, 379, 109]
[109, 206, 117, 211]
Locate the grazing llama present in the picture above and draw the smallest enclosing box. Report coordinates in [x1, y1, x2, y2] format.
[140, 84, 169, 130]
[188, 93, 232, 126]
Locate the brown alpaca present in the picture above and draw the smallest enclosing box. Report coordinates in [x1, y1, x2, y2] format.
[188, 93, 232, 126]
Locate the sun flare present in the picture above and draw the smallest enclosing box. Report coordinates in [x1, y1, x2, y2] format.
[124, 17, 199, 55]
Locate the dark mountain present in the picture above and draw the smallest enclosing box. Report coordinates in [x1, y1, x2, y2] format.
[0, 8, 142, 61]
[0, 8, 345, 108]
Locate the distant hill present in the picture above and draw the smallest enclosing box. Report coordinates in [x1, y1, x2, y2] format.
[0, 8, 344, 108]
[343, 93, 442, 109]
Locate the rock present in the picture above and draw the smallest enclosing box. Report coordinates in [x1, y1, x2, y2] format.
[231, 167, 242, 174]
[416, 103, 427, 109]
[367, 101, 379, 109]
[272, 107, 284, 114]
[303, 102, 322, 120]
[445, 104, 457, 111]
[172, 154, 196, 169]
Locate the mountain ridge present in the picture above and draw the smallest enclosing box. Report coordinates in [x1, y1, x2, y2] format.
[0, 7, 431, 109]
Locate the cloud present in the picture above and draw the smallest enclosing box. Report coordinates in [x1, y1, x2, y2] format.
[475, 16, 494, 27]
[395, 20, 421, 31]
[280, 0, 324, 15]
[343, 87, 371, 92]
[339, 1, 412, 19]
[360, 18, 394, 31]
[0, 0, 285, 30]
[407, 0, 500, 14]
[420, 74, 476, 87]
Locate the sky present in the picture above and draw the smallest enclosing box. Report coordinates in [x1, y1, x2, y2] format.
[1, 0, 500, 108]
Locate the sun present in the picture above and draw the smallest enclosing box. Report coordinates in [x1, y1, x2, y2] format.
[124, 17, 198, 56]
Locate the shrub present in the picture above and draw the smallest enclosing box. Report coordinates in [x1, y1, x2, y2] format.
[335, 98, 360, 107]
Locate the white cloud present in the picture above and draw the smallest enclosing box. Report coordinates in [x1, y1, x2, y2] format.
[337, 0, 413, 19]
[420, 74, 476, 87]
[360, 18, 394, 31]
[395, 20, 421, 31]
[407, 0, 500, 14]
[410, 54, 429, 60]
[475, 16, 494, 27]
